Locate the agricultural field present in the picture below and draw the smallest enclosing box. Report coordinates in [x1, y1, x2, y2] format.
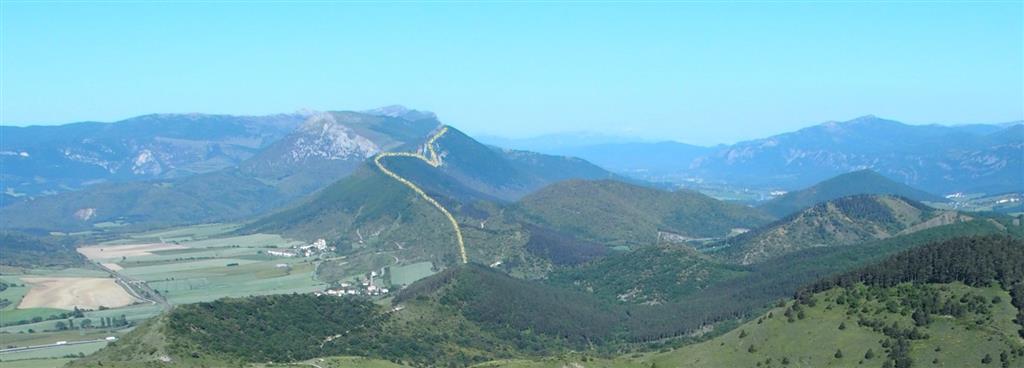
[0, 267, 125, 326]
[1, 341, 107, 361]
[389, 261, 436, 287]
[2, 223, 330, 366]
[0, 358, 75, 368]
[0, 267, 148, 366]
[78, 224, 325, 305]
[18, 277, 137, 310]
[96, 223, 243, 245]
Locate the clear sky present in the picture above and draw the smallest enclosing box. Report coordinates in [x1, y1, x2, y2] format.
[2, 1, 1021, 144]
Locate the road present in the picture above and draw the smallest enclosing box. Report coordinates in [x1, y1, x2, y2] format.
[373, 125, 467, 264]
[0, 339, 107, 354]
[98, 262, 171, 311]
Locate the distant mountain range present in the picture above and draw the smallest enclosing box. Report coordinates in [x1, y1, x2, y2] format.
[1, 113, 306, 199]
[3, 110, 1020, 235]
[690, 116, 1023, 195]
[0, 108, 446, 231]
[487, 116, 1023, 195]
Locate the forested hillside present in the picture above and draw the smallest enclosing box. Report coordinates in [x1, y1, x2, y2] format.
[804, 235, 1024, 295]
[547, 243, 745, 304]
[73, 293, 555, 368]
[544, 214, 1023, 342]
[760, 169, 944, 218]
[0, 232, 83, 267]
[718, 194, 969, 264]
[515, 179, 774, 248]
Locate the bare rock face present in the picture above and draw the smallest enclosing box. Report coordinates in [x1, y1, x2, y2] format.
[288, 113, 380, 162]
[74, 208, 96, 221]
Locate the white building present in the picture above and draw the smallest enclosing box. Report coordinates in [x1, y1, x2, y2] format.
[267, 249, 297, 257]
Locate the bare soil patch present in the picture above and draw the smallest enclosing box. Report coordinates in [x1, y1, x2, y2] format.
[18, 277, 138, 310]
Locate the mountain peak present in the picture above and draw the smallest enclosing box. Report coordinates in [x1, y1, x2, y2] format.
[363, 105, 437, 121]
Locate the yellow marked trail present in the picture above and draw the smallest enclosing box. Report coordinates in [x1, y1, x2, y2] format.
[373, 126, 467, 264]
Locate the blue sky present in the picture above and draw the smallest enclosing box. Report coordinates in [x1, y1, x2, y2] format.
[2, 2, 1021, 144]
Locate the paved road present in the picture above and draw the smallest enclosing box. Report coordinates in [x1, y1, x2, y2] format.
[0, 339, 107, 354]
[98, 262, 171, 310]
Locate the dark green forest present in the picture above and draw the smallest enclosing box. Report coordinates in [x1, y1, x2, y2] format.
[0, 231, 84, 267]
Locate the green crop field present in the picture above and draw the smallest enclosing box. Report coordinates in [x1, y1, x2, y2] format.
[97, 226, 326, 305]
[98, 223, 242, 245]
[318, 252, 398, 284]
[0, 358, 75, 368]
[2, 301, 160, 334]
[0, 341, 107, 361]
[145, 260, 324, 305]
[389, 261, 435, 286]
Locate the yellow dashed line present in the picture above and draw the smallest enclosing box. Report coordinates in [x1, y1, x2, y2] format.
[373, 126, 467, 264]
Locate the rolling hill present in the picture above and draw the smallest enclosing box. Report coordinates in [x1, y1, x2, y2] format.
[760, 169, 944, 218]
[718, 194, 971, 264]
[514, 179, 775, 248]
[245, 126, 617, 266]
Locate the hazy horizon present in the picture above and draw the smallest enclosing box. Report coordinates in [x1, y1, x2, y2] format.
[2, 107, 1019, 146]
[3, 2, 1021, 143]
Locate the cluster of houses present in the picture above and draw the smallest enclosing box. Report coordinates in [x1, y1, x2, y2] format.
[266, 239, 333, 258]
[315, 269, 390, 297]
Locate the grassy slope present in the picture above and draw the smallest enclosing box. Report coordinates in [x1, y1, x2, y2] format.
[644, 284, 1024, 368]
[477, 283, 1024, 368]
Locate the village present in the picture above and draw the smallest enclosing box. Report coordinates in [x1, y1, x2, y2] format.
[314, 267, 390, 298]
[264, 238, 392, 298]
[265, 238, 333, 258]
